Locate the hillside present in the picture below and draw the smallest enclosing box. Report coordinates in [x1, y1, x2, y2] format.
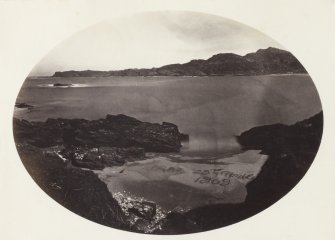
[53, 47, 307, 77]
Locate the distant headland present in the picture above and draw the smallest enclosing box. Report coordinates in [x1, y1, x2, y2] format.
[52, 47, 307, 77]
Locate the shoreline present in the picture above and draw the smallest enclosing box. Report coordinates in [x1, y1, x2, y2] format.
[12, 111, 323, 234]
[26, 73, 310, 79]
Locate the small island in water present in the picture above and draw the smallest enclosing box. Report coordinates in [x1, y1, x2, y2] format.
[52, 83, 73, 87]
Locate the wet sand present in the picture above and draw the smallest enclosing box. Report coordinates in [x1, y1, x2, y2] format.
[94, 150, 268, 212]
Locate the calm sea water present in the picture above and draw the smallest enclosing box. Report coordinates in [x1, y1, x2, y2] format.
[15, 74, 322, 213]
[15, 74, 322, 155]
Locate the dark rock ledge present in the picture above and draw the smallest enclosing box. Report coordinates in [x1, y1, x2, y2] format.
[157, 112, 323, 234]
[13, 114, 188, 170]
[13, 114, 186, 153]
[13, 114, 188, 232]
[16, 143, 129, 231]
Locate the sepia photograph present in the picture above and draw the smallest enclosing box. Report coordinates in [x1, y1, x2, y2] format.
[10, 10, 324, 235]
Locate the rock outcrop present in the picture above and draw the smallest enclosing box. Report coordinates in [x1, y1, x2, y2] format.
[60, 146, 145, 170]
[16, 143, 129, 231]
[237, 111, 323, 206]
[157, 112, 323, 234]
[13, 114, 187, 152]
[14, 114, 188, 232]
[53, 47, 307, 77]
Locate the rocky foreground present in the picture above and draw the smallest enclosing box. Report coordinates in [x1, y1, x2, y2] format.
[16, 143, 130, 230]
[13, 114, 187, 232]
[13, 112, 323, 234]
[157, 112, 323, 234]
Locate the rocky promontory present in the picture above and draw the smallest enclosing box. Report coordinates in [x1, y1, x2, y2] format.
[238, 112, 323, 206]
[13, 114, 186, 152]
[158, 112, 323, 234]
[13, 114, 189, 232]
[14, 114, 187, 170]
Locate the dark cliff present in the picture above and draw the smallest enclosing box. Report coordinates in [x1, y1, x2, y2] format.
[16, 143, 129, 230]
[158, 112, 323, 234]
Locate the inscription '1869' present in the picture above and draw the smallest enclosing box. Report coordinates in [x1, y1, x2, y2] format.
[194, 176, 230, 186]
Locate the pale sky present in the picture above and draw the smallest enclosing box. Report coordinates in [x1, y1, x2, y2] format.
[30, 11, 284, 76]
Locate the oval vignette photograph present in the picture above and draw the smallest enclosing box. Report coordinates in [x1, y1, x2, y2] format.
[13, 11, 323, 234]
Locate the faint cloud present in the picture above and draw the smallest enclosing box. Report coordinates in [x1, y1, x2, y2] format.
[30, 11, 283, 76]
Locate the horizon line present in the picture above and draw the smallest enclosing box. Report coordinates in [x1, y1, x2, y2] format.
[29, 46, 288, 77]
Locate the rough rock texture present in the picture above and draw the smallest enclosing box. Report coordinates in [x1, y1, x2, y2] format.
[14, 115, 190, 233]
[16, 143, 129, 230]
[60, 146, 145, 170]
[13, 114, 186, 152]
[128, 200, 157, 221]
[238, 111, 323, 206]
[157, 112, 323, 234]
[53, 47, 306, 77]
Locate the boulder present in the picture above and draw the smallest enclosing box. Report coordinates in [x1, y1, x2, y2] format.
[61, 146, 105, 170]
[60, 146, 146, 170]
[128, 200, 157, 221]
